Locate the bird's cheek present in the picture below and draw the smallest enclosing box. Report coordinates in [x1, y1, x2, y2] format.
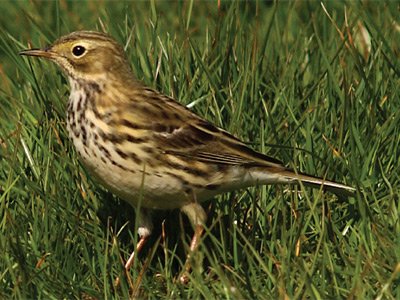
[91, 60, 104, 72]
[72, 59, 100, 75]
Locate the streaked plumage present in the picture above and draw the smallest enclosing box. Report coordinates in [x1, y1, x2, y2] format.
[20, 31, 355, 282]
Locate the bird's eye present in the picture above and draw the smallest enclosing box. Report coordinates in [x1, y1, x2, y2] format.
[72, 45, 86, 57]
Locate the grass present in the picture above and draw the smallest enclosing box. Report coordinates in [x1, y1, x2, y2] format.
[0, 0, 399, 298]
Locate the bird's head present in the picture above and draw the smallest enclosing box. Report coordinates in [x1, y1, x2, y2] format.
[20, 31, 131, 81]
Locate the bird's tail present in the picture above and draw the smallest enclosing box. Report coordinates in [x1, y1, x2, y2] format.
[277, 169, 356, 197]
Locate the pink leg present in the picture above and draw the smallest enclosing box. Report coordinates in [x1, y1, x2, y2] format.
[179, 203, 207, 284]
[124, 234, 149, 270]
[115, 208, 153, 287]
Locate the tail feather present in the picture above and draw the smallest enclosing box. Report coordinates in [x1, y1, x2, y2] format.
[280, 170, 356, 197]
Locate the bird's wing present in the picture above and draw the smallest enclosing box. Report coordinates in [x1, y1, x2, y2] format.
[116, 87, 285, 169]
[160, 118, 284, 168]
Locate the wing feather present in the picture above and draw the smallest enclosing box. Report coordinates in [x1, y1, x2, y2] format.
[115, 86, 285, 169]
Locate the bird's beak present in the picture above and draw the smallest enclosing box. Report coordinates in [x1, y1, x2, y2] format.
[19, 48, 55, 59]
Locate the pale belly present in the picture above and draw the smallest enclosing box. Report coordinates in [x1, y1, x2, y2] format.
[73, 138, 192, 210]
[89, 162, 192, 210]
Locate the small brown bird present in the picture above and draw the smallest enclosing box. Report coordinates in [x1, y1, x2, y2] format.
[20, 31, 354, 282]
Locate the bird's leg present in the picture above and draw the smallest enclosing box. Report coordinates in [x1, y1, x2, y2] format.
[115, 208, 153, 288]
[125, 208, 153, 271]
[124, 234, 148, 271]
[179, 201, 207, 284]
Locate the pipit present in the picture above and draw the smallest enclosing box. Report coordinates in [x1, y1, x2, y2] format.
[20, 31, 355, 282]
